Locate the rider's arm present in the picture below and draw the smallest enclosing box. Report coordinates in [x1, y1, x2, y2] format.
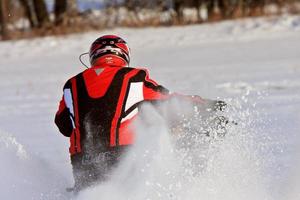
[54, 81, 73, 137]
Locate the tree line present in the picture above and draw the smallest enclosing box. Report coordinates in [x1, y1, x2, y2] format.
[1, 0, 299, 40]
[0, 0, 78, 39]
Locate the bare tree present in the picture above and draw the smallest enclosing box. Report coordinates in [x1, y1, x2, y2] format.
[54, 0, 78, 25]
[19, 0, 38, 28]
[54, 0, 67, 25]
[32, 0, 50, 27]
[0, 0, 9, 39]
[173, 0, 184, 23]
[124, 0, 136, 11]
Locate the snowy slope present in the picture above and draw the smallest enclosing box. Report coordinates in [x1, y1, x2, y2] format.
[0, 15, 300, 200]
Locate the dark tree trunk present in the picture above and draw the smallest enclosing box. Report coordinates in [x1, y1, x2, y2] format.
[205, 0, 224, 20]
[54, 0, 78, 25]
[19, 0, 37, 28]
[206, 0, 214, 18]
[124, 0, 135, 11]
[54, 0, 67, 25]
[32, 0, 50, 27]
[0, 0, 9, 40]
[173, 0, 184, 23]
[248, 0, 265, 16]
[218, 0, 226, 17]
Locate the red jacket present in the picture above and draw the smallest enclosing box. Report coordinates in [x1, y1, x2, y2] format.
[55, 65, 171, 155]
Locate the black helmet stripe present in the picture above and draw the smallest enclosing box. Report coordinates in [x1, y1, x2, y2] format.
[90, 48, 130, 64]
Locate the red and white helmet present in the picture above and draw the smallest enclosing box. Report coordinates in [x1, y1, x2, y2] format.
[89, 35, 130, 67]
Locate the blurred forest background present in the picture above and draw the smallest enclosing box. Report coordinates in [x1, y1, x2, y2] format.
[1, 0, 300, 40]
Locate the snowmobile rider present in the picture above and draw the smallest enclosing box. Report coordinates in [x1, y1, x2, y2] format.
[54, 35, 211, 192]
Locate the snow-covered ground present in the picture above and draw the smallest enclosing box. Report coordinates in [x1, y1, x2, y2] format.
[0, 15, 300, 200]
